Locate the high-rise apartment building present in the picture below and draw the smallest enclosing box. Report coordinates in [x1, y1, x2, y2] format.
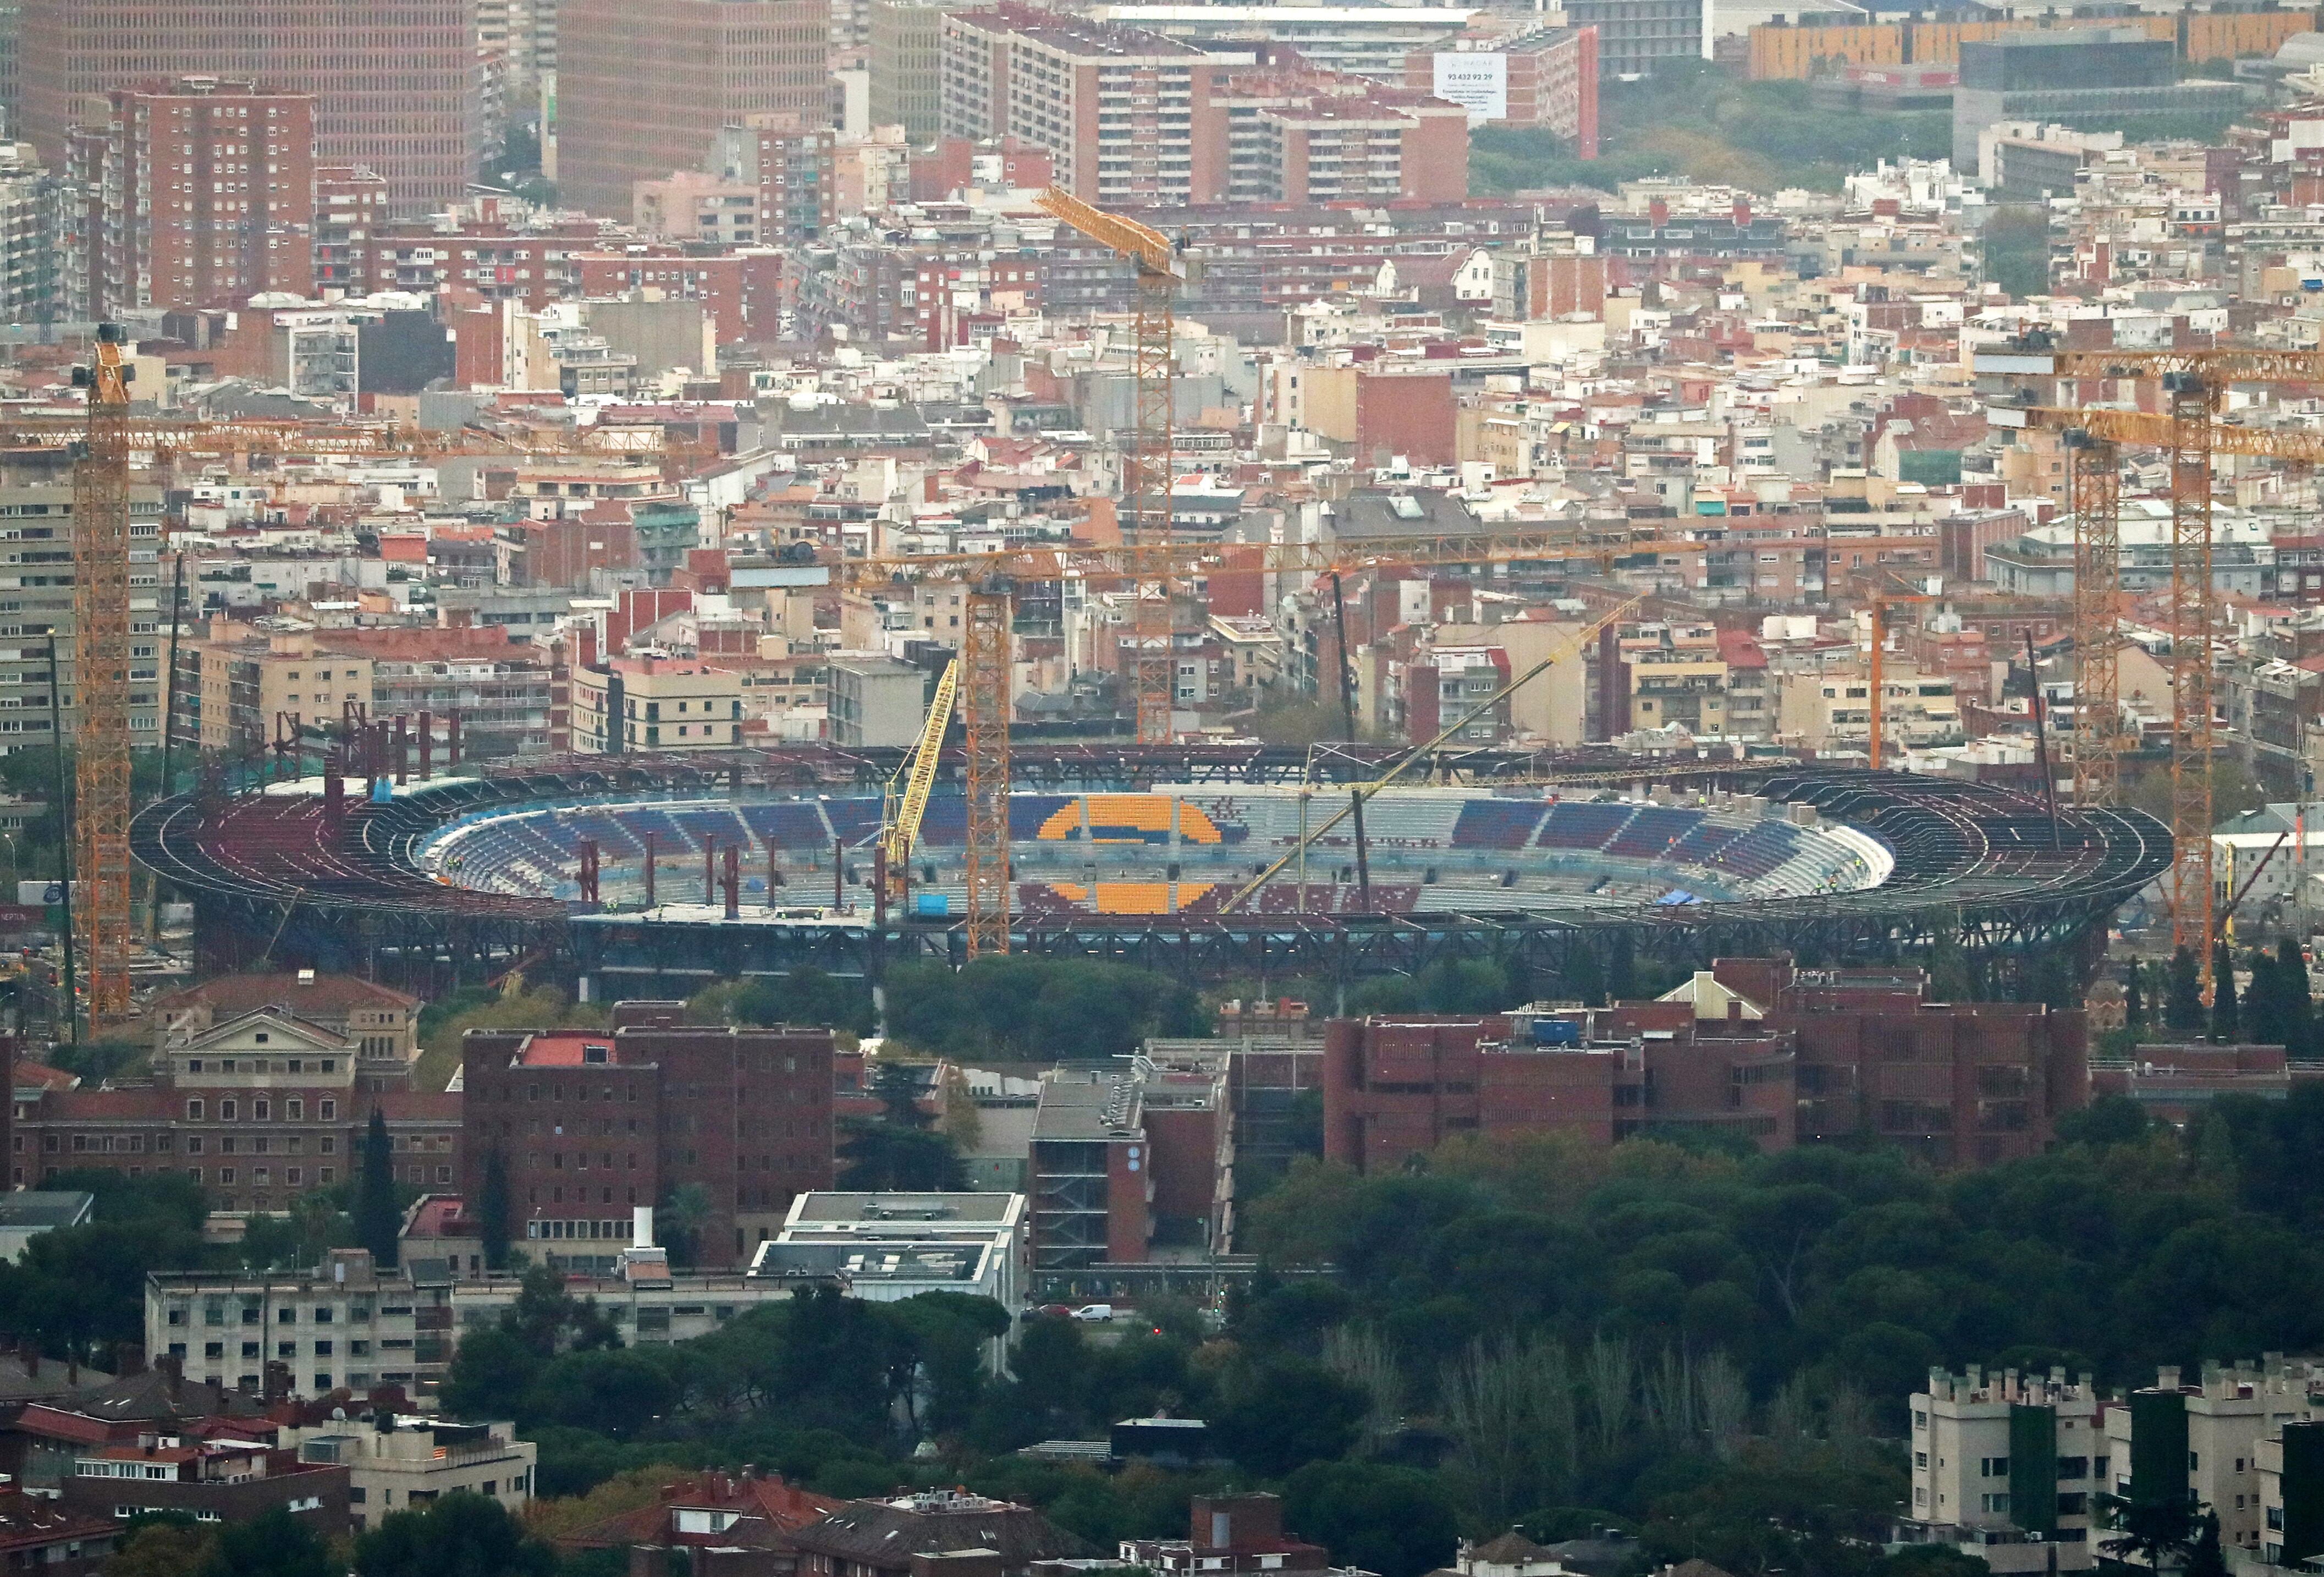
[709, 114, 837, 243]
[941, 7, 1246, 207]
[0, 142, 59, 324]
[18, 0, 476, 217]
[64, 78, 317, 318]
[0, 453, 170, 755]
[313, 166, 389, 295]
[1215, 65, 1467, 205]
[555, 0, 829, 218]
[868, 0, 944, 142]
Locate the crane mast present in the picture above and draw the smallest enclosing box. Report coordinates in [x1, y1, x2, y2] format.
[73, 325, 134, 1029]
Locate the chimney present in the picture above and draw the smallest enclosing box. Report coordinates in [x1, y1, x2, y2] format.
[23, 1344, 37, 1378]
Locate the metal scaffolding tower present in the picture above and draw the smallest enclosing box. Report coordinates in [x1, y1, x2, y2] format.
[2167, 376, 2217, 997]
[72, 326, 134, 1027]
[2068, 433, 2123, 810]
[962, 589, 1011, 958]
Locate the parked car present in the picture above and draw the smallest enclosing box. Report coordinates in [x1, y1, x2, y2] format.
[1070, 1304, 1115, 1322]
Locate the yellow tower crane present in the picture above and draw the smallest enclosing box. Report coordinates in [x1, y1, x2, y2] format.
[1984, 373, 2324, 1003]
[70, 326, 134, 1030]
[1034, 186, 1188, 748]
[881, 657, 960, 915]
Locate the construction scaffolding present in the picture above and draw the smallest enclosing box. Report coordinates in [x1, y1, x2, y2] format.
[2068, 435, 2123, 810]
[2168, 377, 2217, 993]
[961, 589, 1011, 959]
[72, 327, 134, 1028]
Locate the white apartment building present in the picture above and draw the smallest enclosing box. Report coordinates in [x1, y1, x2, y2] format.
[2102, 1361, 2324, 1570]
[1903, 1365, 2107, 1574]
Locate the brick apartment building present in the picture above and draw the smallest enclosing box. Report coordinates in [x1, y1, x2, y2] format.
[367, 217, 787, 345]
[942, 8, 1236, 208]
[940, 9, 1467, 208]
[555, 0, 830, 218]
[1321, 956, 2088, 1171]
[458, 1003, 837, 1268]
[64, 78, 317, 319]
[13, 997, 460, 1207]
[19, 0, 476, 216]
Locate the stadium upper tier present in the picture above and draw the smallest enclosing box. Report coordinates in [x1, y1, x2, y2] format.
[406, 786, 1889, 919]
[130, 755, 2171, 948]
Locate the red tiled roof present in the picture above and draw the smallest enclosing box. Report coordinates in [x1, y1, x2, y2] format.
[148, 972, 418, 1021]
[515, 1032, 618, 1068]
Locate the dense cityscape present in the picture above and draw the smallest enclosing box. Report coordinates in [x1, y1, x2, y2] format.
[0, 0, 2320, 1571]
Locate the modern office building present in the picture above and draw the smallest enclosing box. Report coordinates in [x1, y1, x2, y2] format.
[1951, 30, 2248, 172]
[868, 0, 946, 142]
[1556, 0, 1698, 80]
[554, 0, 829, 218]
[18, 0, 475, 216]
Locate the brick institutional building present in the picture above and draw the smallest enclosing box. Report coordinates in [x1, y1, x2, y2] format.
[18, 0, 475, 216]
[1322, 955, 2089, 1171]
[11, 975, 457, 1210]
[459, 1002, 837, 1269]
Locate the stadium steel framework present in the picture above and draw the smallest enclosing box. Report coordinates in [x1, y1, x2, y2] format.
[133, 746, 2171, 1000]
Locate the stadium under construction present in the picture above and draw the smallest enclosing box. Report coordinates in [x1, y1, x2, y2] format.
[130, 744, 2172, 1001]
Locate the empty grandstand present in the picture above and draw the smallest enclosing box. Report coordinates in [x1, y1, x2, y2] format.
[131, 747, 2171, 990]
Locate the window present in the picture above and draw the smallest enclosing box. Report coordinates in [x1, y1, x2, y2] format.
[221, 1100, 237, 1121]
[186, 1099, 204, 1121]
[1981, 1458, 2010, 1479]
[1981, 1494, 2011, 1514]
[2058, 1457, 2089, 1480]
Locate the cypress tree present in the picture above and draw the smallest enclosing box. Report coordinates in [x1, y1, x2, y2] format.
[2244, 947, 2286, 1051]
[2123, 960, 2145, 1030]
[355, 1108, 400, 1269]
[2279, 937, 2312, 1059]
[2212, 942, 2240, 1041]
[2165, 947, 2204, 1036]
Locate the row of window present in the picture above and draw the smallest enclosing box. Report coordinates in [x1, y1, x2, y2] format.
[186, 1096, 337, 1122]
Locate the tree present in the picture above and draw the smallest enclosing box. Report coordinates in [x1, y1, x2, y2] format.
[657, 1183, 715, 1269]
[2166, 948, 2204, 1036]
[1214, 1356, 1367, 1475]
[108, 1518, 219, 1577]
[438, 1326, 543, 1420]
[526, 1348, 678, 1439]
[2279, 937, 2312, 1058]
[836, 1120, 966, 1191]
[2212, 943, 2240, 1041]
[355, 1108, 400, 1268]
[2125, 959, 2146, 1030]
[194, 1505, 335, 1577]
[477, 1149, 510, 1273]
[1981, 206, 2052, 298]
[1281, 1461, 1460, 1577]
[354, 1490, 557, 1577]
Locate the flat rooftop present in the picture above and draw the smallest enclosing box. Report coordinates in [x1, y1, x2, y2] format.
[1032, 1068, 1146, 1142]
[786, 1191, 1023, 1224]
